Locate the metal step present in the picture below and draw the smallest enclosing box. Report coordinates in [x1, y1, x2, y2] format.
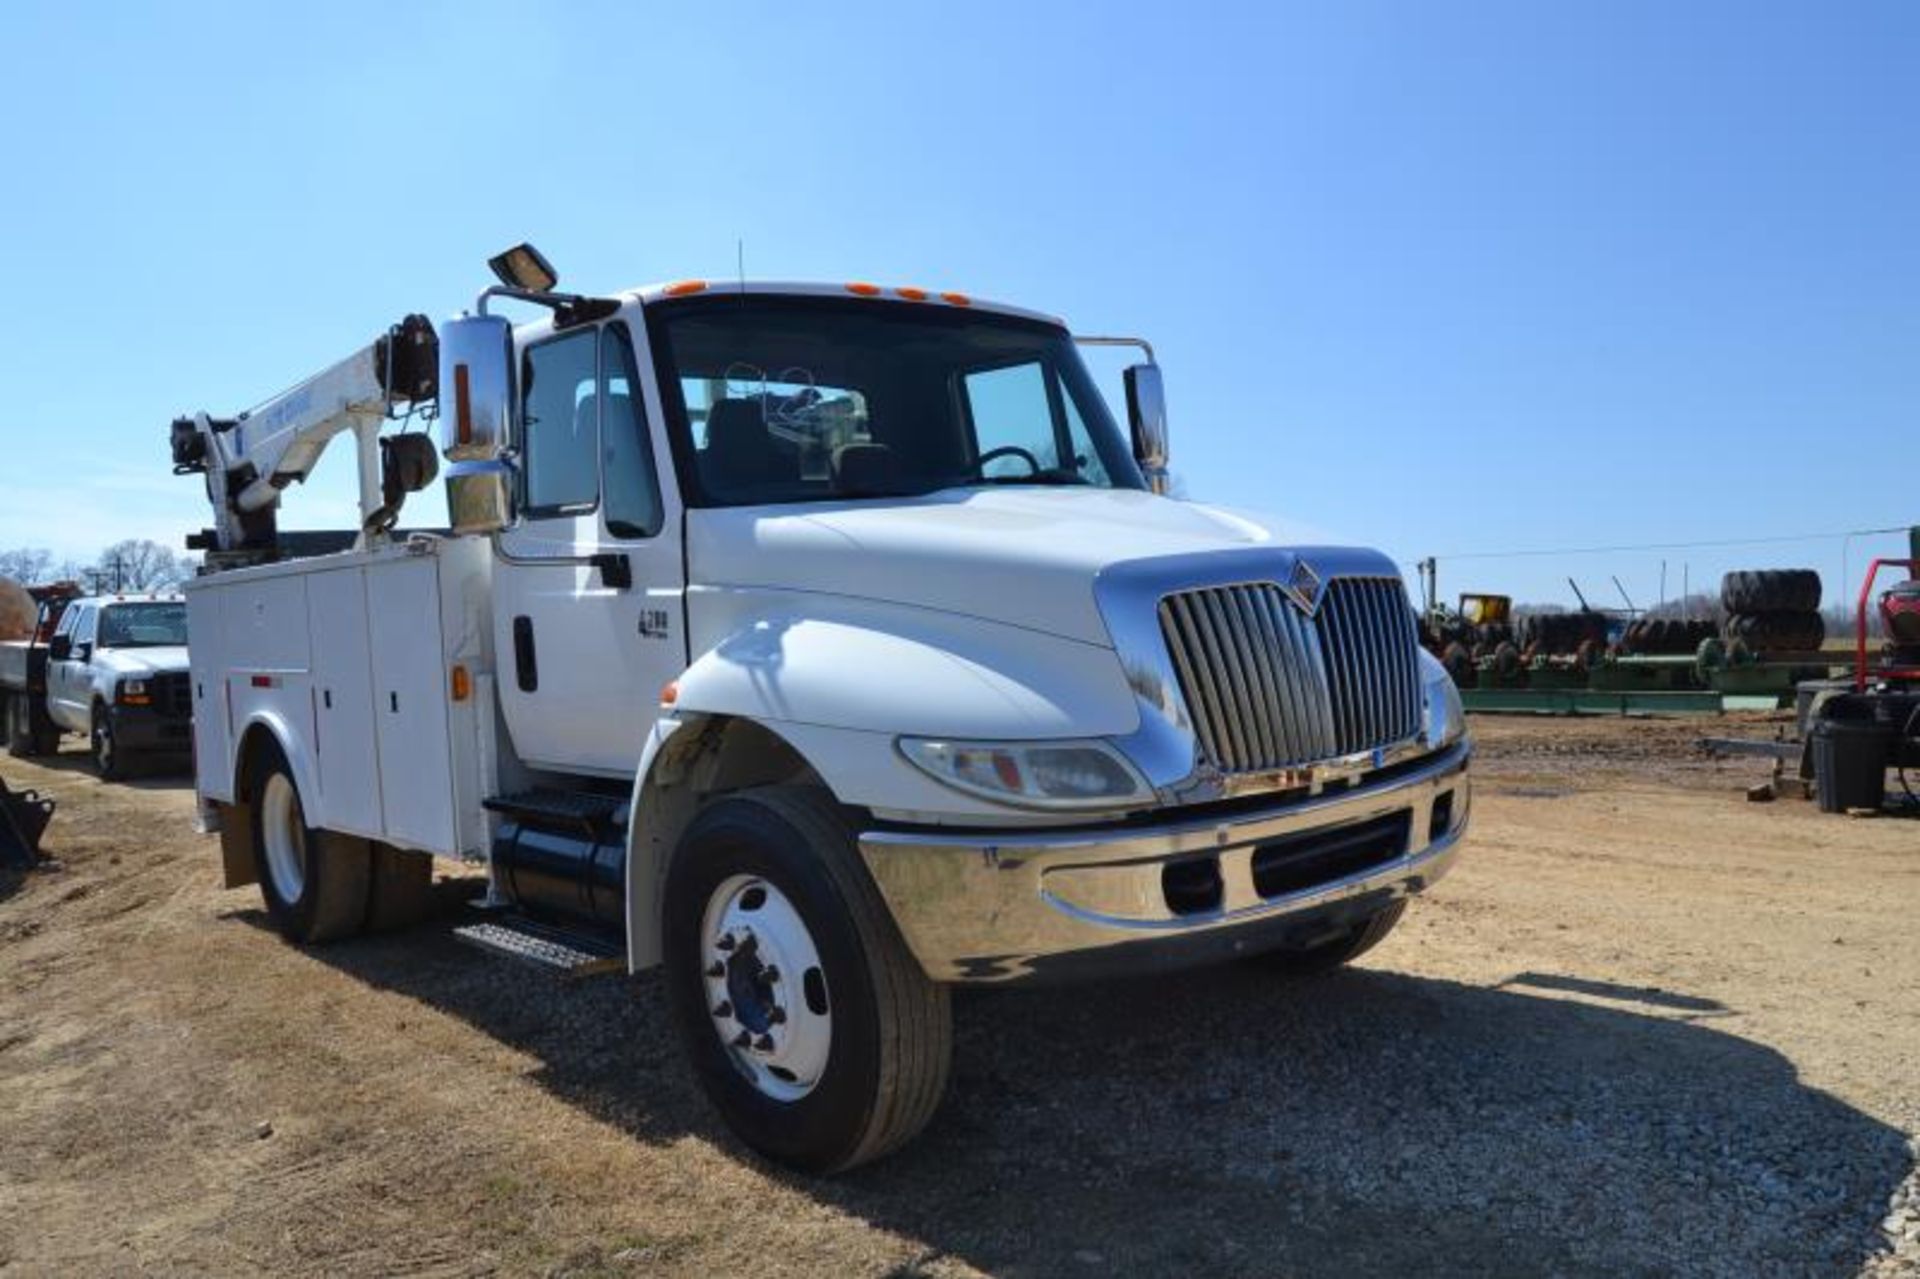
[452, 916, 625, 977]
[483, 788, 624, 838]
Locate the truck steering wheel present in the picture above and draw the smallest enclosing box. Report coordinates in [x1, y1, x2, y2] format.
[970, 445, 1043, 477]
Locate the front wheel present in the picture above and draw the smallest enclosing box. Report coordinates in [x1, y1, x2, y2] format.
[90, 704, 124, 781]
[1248, 900, 1409, 976]
[664, 786, 951, 1174]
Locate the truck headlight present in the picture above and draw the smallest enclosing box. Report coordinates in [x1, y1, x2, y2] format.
[118, 680, 151, 705]
[898, 737, 1153, 810]
[1419, 652, 1465, 749]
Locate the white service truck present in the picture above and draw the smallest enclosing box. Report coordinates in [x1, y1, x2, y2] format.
[171, 244, 1471, 1172]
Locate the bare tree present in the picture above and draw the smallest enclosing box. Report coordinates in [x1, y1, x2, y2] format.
[0, 547, 54, 585]
[1824, 600, 1883, 641]
[1644, 593, 1721, 622]
[89, 539, 190, 592]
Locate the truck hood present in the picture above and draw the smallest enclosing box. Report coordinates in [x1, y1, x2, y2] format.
[96, 645, 191, 676]
[688, 487, 1338, 645]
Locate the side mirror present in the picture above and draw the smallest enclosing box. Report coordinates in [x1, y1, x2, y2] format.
[445, 460, 517, 535]
[1124, 363, 1170, 495]
[47, 634, 71, 661]
[439, 314, 513, 463]
[438, 313, 517, 534]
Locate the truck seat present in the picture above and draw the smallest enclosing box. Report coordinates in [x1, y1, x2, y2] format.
[701, 398, 793, 493]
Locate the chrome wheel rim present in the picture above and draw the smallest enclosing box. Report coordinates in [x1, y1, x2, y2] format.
[700, 874, 831, 1102]
[260, 773, 307, 905]
[92, 717, 112, 772]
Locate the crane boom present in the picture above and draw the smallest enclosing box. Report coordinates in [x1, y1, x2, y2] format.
[170, 315, 438, 556]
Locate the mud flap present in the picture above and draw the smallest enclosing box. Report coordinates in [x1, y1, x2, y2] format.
[217, 800, 259, 888]
[364, 841, 436, 932]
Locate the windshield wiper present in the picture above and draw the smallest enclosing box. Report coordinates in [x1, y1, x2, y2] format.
[978, 468, 1089, 487]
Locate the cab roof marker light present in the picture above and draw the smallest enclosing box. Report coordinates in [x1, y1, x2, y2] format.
[664, 279, 708, 297]
[895, 286, 929, 301]
[845, 281, 882, 296]
[940, 291, 972, 307]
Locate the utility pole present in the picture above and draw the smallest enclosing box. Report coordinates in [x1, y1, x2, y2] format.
[1415, 557, 1438, 625]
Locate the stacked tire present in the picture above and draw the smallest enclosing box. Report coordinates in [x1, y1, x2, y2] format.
[1720, 569, 1824, 654]
[1621, 618, 1718, 655]
[1518, 611, 1609, 655]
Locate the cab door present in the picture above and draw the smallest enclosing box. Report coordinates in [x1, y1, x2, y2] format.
[493, 317, 685, 777]
[46, 603, 93, 730]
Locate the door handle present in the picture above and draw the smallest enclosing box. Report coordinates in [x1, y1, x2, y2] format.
[590, 552, 632, 590]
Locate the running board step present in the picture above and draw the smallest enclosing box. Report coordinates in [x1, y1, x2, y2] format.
[453, 916, 625, 977]
[483, 788, 624, 839]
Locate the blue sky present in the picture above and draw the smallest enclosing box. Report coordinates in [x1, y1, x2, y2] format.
[2, 1, 1915, 608]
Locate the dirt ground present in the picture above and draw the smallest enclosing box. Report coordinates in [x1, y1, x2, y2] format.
[2, 713, 1917, 1277]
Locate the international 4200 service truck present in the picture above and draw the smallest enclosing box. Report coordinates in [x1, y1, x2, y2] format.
[169, 244, 1470, 1172]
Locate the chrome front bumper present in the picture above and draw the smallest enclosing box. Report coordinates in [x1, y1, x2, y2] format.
[859, 740, 1471, 983]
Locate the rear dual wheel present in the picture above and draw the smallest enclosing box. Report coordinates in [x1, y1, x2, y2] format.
[664, 786, 951, 1174]
[4, 693, 35, 758]
[251, 741, 371, 943]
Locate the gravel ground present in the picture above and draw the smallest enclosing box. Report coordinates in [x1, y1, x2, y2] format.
[1, 713, 1916, 1276]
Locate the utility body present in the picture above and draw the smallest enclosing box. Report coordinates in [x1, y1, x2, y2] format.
[170, 246, 1472, 1171]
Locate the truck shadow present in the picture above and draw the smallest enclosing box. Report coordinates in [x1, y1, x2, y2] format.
[16, 746, 193, 791]
[275, 912, 1907, 1277]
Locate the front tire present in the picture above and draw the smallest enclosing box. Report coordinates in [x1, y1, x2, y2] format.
[664, 785, 951, 1173]
[249, 741, 370, 943]
[90, 703, 124, 781]
[1249, 900, 1409, 976]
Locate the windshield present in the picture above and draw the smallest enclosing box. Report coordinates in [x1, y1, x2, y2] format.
[98, 602, 187, 648]
[649, 296, 1147, 507]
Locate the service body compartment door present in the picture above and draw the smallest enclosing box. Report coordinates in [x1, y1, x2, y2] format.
[366, 555, 457, 853]
[306, 567, 382, 839]
[184, 587, 233, 801]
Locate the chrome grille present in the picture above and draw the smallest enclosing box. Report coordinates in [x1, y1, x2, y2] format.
[151, 671, 192, 720]
[1158, 576, 1422, 773]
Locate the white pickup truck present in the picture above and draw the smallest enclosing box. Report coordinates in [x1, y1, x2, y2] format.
[171, 247, 1470, 1172]
[4, 591, 193, 777]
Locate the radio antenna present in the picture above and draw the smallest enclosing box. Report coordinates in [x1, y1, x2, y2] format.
[737, 238, 746, 295]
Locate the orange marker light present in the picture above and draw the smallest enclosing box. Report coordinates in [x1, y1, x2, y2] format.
[895, 286, 928, 301]
[660, 680, 679, 706]
[664, 279, 708, 297]
[450, 664, 471, 702]
[940, 291, 972, 307]
[845, 281, 881, 296]
[453, 363, 473, 445]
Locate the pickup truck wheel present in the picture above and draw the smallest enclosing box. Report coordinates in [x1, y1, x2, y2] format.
[90, 704, 124, 781]
[5, 693, 34, 757]
[1249, 899, 1408, 976]
[664, 785, 952, 1174]
[250, 743, 370, 944]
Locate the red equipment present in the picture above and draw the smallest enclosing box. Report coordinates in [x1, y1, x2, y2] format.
[1854, 558, 1920, 691]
